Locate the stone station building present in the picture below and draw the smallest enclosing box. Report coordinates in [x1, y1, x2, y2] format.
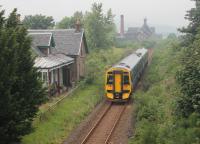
[29, 27, 88, 95]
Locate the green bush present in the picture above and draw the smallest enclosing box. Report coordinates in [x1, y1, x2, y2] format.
[131, 120, 158, 144]
[129, 38, 200, 144]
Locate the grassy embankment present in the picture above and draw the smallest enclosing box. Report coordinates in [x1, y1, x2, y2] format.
[129, 38, 183, 144]
[22, 47, 135, 144]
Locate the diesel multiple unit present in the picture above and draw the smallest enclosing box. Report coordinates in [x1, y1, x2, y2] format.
[105, 48, 148, 101]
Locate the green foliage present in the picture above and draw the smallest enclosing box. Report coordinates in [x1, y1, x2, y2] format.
[129, 38, 200, 144]
[179, 0, 200, 41]
[56, 11, 83, 29]
[56, 16, 72, 29]
[22, 14, 55, 29]
[114, 37, 160, 49]
[0, 9, 46, 143]
[85, 47, 134, 85]
[129, 37, 200, 144]
[176, 37, 200, 116]
[176, 0, 200, 117]
[167, 33, 177, 39]
[170, 113, 200, 144]
[114, 39, 142, 49]
[141, 39, 157, 49]
[22, 85, 101, 144]
[84, 3, 116, 49]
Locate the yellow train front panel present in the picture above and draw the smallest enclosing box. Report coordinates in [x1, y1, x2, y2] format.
[114, 73, 122, 93]
[105, 67, 132, 101]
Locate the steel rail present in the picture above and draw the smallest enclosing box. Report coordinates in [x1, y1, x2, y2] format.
[80, 102, 112, 144]
[104, 104, 127, 144]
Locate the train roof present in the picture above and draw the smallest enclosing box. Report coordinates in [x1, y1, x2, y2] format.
[113, 48, 148, 70]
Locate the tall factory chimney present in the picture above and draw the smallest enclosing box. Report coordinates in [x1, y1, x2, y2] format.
[120, 15, 125, 36]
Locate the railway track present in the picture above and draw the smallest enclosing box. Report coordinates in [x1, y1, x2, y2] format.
[80, 102, 127, 144]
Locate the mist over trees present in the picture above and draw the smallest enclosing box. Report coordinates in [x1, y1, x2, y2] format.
[0, 9, 46, 143]
[22, 14, 55, 29]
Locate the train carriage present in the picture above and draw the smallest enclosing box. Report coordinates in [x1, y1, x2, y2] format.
[105, 48, 148, 101]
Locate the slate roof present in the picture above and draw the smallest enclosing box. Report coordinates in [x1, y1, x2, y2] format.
[34, 53, 74, 70]
[29, 32, 74, 70]
[29, 33, 52, 47]
[29, 33, 53, 57]
[28, 29, 88, 56]
[31, 46, 44, 57]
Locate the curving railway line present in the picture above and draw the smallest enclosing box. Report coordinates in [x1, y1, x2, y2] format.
[80, 102, 127, 144]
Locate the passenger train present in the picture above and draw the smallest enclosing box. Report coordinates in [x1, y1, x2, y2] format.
[105, 48, 148, 101]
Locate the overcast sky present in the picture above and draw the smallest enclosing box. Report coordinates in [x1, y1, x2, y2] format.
[1, 0, 195, 30]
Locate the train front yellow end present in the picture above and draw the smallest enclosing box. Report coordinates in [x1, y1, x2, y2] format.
[105, 67, 132, 101]
[105, 48, 148, 101]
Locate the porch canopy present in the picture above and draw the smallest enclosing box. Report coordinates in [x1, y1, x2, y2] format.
[34, 53, 74, 72]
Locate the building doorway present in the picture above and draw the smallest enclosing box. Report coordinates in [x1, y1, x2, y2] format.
[63, 66, 71, 87]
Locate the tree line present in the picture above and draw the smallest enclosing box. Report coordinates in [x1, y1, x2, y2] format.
[22, 2, 116, 50]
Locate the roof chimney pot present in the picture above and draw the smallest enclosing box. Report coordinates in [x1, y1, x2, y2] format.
[75, 19, 81, 33]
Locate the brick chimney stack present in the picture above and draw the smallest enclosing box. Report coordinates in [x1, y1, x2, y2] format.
[75, 19, 81, 33]
[120, 15, 124, 36]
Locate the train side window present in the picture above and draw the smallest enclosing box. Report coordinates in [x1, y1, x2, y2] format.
[107, 75, 113, 84]
[124, 75, 130, 84]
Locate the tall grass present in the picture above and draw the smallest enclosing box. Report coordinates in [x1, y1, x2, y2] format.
[129, 38, 183, 144]
[22, 85, 100, 144]
[130, 38, 200, 144]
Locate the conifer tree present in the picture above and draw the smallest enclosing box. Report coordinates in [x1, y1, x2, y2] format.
[0, 9, 46, 143]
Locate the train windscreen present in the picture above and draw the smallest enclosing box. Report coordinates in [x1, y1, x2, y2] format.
[123, 75, 130, 84]
[107, 75, 113, 84]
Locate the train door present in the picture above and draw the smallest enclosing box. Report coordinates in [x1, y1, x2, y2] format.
[114, 71, 123, 99]
[115, 74, 122, 92]
[63, 66, 71, 87]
